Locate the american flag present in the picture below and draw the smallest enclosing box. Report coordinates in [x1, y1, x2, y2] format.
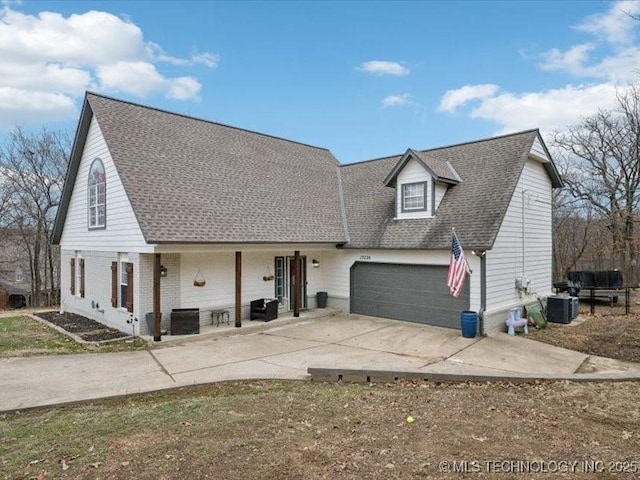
[447, 232, 470, 298]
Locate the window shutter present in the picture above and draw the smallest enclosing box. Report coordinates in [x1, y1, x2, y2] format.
[79, 259, 85, 298]
[70, 258, 75, 295]
[111, 262, 118, 307]
[126, 262, 134, 313]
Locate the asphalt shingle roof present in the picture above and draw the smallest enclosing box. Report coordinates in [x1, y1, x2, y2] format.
[53, 94, 559, 251]
[340, 130, 541, 250]
[411, 150, 461, 183]
[87, 93, 347, 244]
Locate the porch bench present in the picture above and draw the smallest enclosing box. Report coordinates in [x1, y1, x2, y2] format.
[250, 298, 278, 322]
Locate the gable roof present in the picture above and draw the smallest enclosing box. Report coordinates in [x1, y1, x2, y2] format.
[53, 93, 348, 244]
[341, 129, 560, 250]
[383, 148, 461, 187]
[53, 93, 562, 251]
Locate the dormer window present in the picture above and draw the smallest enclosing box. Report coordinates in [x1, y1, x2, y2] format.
[384, 148, 462, 220]
[402, 182, 427, 212]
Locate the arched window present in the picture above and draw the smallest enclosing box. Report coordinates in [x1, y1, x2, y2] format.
[88, 159, 106, 229]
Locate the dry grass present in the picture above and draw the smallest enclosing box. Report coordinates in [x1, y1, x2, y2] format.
[2, 380, 640, 479]
[0, 315, 146, 357]
[528, 297, 640, 363]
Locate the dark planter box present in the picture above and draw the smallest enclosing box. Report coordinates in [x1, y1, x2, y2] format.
[171, 308, 200, 335]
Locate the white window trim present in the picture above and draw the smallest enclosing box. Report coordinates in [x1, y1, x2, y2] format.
[118, 254, 129, 310]
[88, 159, 106, 230]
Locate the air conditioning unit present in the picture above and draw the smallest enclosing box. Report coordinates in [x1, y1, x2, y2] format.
[546, 296, 572, 324]
[569, 296, 579, 319]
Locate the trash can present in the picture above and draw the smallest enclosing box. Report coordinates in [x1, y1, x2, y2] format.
[460, 310, 478, 338]
[145, 312, 161, 335]
[316, 291, 328, 308]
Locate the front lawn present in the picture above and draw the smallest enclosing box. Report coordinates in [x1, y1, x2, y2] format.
[1, 380, 639, 479]
[0, 315, 146, 358]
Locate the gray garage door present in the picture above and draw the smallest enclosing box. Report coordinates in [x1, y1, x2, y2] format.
[350, 262, 470, 329]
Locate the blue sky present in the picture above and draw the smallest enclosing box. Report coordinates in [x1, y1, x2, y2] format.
[1, 0, 639, 162]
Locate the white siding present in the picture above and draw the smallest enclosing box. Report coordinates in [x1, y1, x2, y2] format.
[395, 158, 433, 219]
[60, 249, 139, 334]
[531, 137, 550, 161]
[59, 116, 150, 252]
[485, 157, 553, 328]
[434, 182, 447, 211]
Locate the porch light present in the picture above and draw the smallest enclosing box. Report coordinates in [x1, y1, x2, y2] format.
[312, 259, 320, 268]
[160, 265, 168, 277]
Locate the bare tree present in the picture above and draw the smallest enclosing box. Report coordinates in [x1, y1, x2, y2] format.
[554, 84, 640, 285]
[552, 187, 597, 280]
[0, 127, 69, 305]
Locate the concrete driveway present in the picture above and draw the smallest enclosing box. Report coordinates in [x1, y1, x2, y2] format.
[2, 312, 639, 412]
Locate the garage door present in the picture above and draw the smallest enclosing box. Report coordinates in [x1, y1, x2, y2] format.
[350, 262, 469, 329]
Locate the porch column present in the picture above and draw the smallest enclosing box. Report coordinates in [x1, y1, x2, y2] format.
[235, 251, 242, 327]
[294, 250, 300, 317]
[153, 253, 162, 342]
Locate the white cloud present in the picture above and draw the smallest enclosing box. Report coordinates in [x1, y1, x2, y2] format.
[538, 1, 640, 82]
[97, 61, 169, 97]
[0, 87, 76, 128]
[146, 44, 220, 68]
[97, 62, 202, 100]
[167, 77, 202, 100]
[440, 1, 640, 140]
[575, 0, 640, 45]
[0, 6, 217, 129]
[438, 83, 619, 137]
[539, 43, 595, 75]
[438, 84, 499, 112]
[382, 93, 414, 108]
[191, 52, 220, 68]
[358, 60, 409, 76]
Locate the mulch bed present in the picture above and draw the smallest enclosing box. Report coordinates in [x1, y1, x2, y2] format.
[35, 311, 129, 342]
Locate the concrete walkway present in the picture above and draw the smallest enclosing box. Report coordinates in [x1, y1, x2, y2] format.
[2, 312, 640, 412]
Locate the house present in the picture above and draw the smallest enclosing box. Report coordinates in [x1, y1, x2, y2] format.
[52, 92, 562, 340]
[0, 274, 30, 309]
[0, 234, 31, 309]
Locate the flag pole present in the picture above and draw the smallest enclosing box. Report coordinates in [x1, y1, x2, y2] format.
[451, 227, 472, 275]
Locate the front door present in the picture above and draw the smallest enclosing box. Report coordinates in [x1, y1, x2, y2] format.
[288, 256, 307, 311]
[274, 256, 308, 311]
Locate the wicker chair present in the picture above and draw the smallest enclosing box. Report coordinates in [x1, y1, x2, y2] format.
[250, 298, 278, 321]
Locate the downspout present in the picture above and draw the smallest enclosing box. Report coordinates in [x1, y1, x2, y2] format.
[477, 250, 487, 336]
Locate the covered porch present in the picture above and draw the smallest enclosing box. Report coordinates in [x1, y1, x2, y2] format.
[137, 244, 339, 340]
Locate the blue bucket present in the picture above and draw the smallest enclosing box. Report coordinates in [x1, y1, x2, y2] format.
[460, 310, 478, 338]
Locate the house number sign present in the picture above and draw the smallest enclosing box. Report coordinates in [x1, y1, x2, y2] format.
[359, 255, 372, 260]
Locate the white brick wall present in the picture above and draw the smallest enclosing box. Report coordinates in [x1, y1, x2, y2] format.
[136, 253, 182, 335]
[60, 249, 136, 334]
